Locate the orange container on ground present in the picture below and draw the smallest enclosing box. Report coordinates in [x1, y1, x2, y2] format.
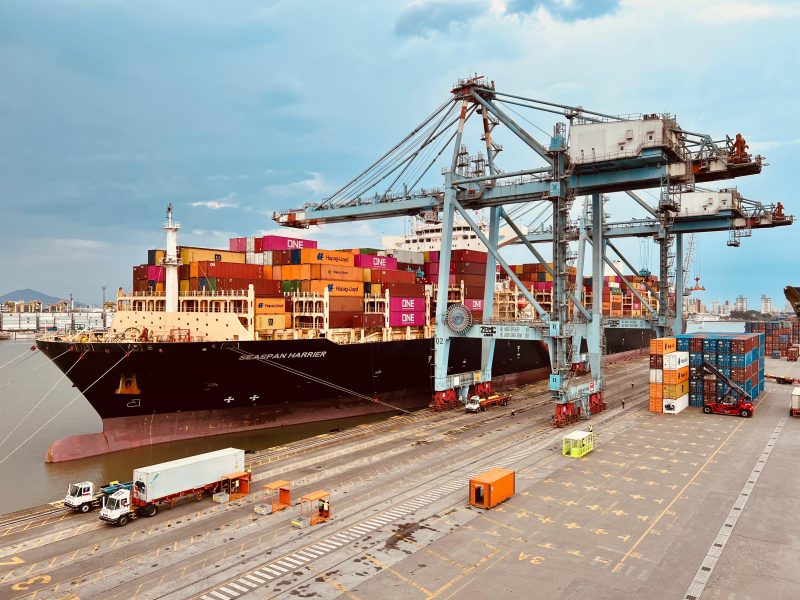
[650, 337, 677, 355]
[469, 468, 515, 509]
[662, 366, 689, 385]
[649, 398, 663, 413]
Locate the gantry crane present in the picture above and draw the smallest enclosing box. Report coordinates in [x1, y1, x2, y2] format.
[274, 76, 791, 424]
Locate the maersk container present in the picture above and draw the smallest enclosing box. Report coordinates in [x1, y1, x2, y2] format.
[132, 448, 244, 504]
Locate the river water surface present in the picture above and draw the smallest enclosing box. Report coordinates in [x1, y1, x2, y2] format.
[0, 340, 388, 515]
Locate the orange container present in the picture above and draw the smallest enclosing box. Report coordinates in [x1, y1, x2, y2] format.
[649, 383, 663, 400]
[282, 264, 311, 280]
[662, 366, 689, 385]
[663, 380, 689, 399]
[303, 280, 364, 297]
[649, 398, 663, 413]
[309, 264, 363, 281]
[469, 468, 515, 509]
[649, 337, 677, 355]
[299, 248, 354, 266]
[255, 298, 286, 314]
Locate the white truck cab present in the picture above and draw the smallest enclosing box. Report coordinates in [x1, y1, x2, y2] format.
[64, 482, 97, 513]
[465, 396, 481, 413]
[100, 489, 133, 526]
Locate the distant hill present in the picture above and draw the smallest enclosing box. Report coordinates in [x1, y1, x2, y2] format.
[0, 289, 77, 306]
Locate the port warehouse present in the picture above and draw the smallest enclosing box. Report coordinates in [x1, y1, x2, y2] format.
[648, 332, 767, 414]
[0, 310, 111, 332]
[130, 234, 667, 338]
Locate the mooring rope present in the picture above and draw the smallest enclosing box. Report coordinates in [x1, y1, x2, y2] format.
[0, 352, 129, 464]
[0, 351, 86, 450]
[228, 346, 412, 415]
[0, 346, 35, 371]
[0, 348, 71, 389]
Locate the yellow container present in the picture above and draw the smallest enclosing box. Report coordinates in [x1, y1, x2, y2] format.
[179, 246, 245, 264]
[255, 314, 286, 330]
[179, 279, 190, 293]
[663, 380, 689, 399]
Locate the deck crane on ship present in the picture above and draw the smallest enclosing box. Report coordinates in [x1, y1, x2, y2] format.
[273, 75, 790, 424]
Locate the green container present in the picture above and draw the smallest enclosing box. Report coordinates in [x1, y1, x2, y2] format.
[281, 279, 301, 293]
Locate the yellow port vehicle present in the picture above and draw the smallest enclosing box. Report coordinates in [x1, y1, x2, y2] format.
[562, 430, 594, 458]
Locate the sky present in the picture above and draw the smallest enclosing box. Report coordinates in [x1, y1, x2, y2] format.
[0, 0, 798, 307]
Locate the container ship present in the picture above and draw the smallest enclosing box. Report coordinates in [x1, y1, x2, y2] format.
[36, 207, 654, 462]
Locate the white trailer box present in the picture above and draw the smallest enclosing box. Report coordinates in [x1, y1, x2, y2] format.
[663, 351, 690, 370]
[677, 189, 741, 218]
[649, 369, 663, 384]
[792, 387, 800, 411]
[663, 394, 689, 414]
[568, 117, 683, 166]
[132, 448, 244, 503]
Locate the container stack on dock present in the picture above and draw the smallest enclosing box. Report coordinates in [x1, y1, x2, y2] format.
[745, 319, 799, 358]
[649, 333, 765, 413]
[648, 337, 688, 414]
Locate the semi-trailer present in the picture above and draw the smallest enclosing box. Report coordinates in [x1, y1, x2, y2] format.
[99, 448, 249, 526]
[465, 393, 510, 413]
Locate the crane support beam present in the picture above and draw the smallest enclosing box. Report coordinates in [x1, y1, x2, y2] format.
[606, 240, 660, 300]
[499, 207, 591, 321]
[625, 190, 660, 218]
[590, 239, 659, 320]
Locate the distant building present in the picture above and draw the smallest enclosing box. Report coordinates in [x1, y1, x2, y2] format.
[46, 300, 71, 312]
[711, 300, 720, 315]
[721, 300, 732, 316]
[760, 294, 772, 315]
[3, 300, 42, 313]
[735, 295, 748, 312]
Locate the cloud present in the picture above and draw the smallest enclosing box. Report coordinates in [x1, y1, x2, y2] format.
[504, 0, 619, 20]
[394, 0, 486, 38]
[191, 193, 238, 210]
[50, 238, 109, 250]
[689, 2, 800, 24]
[262, 172, 327, 199]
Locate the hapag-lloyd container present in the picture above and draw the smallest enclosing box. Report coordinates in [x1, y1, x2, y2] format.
[663, 351, 689, 370]
[390, 297, 425, 312]
[354, 254, 398, 270]
[261, 235, 317, 251]
[389, 310, 426, 327]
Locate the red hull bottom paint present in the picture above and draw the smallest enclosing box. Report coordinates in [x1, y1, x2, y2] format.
[46, 367, 550, 462]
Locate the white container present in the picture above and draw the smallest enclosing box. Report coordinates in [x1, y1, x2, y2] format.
[132, 448, 244, 503]
[663, 394, 689, 414]
[791, 387, 800, 411]
[663, 351, 689, 370]
[649, 369, 663, 383]
[263, 251, 274, 266]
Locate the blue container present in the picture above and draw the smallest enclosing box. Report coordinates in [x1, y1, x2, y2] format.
[690, 353, 703, 366]
[718, 354, 731, 367]
[772, 351, 781, 359]
[704, 354, 718, 366]
[703, 339, 715, 352]
[677, 338, 690, 352]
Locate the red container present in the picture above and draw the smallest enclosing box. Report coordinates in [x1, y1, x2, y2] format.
[197, 261, 264, 280]
[464, 285, 486, 298]
[370, 269, 416, 284]
[464, 298, 483, 311]
[385, 282, 426, 296]
[389, 310, 426, 327]
[534, 281, 551, 291]
[253, 237, 263, 253]
[390, 297, 425, 311]
[328, 311, 356, 328]
[354, 254, 397, 270]
[451, 249, 488, 263]
[229, 237, 247, 252]
[458, 274, 486, 287]
[261, 235, 318, 251]
[146, 265, 166, 282]
[427, 261, 485, 276]
[353, 313, 385, 328]
[133, 265, 148, 282]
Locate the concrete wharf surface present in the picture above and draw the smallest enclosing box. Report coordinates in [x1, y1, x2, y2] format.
[1, 357, 798, 600]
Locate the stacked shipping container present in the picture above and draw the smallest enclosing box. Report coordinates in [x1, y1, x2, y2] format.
[745, 319, 799, 358]
[649, 333, 765, 413]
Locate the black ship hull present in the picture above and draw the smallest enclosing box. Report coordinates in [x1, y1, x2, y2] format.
[36, 328, 651, 461]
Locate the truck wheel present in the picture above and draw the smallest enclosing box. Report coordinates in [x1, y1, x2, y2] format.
[80, 503, 92, 514]
[118, 515, 128, 527]
[739, 409, 751, 418]
[143, 504, 158, 517]
[702, 406, 712, 414]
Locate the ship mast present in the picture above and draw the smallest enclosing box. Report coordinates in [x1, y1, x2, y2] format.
[163, 203, 181, 313]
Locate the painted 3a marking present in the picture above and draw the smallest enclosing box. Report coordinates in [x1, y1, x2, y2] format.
[11, 574, 51, 591]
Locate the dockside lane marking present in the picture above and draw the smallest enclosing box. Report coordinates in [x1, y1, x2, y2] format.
[683, 414, 788, 600]
[613, 389, 772, 573]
